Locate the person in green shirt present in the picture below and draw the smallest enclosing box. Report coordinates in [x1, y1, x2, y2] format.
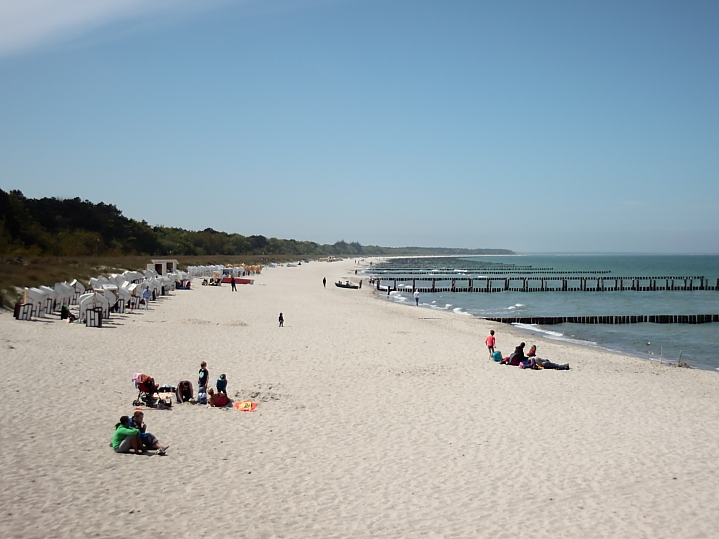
[111, 416, 144, 454]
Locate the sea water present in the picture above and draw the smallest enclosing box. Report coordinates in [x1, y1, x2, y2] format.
[367, 254, 719, 372]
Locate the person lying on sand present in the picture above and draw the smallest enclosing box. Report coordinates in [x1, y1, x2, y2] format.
[534, 357, 570, 370]
[111, 416, 144, 454]
[130, 411, 169, 455]
[520, 345, 570, 370]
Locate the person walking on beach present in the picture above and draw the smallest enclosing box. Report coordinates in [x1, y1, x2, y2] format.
[279, 313, 284, 327]
[414, 289, 420, 306]
[230, 275, 236, 292]
[485, 330, 496, 360]
[323, 277, 326, 288]
[142, 285, 152, 310]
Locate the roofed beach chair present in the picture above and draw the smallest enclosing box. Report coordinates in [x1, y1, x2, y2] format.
[25, 287, 48, 317]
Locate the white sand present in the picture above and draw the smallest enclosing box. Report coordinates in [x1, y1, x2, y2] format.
[2, 258, 719, 539]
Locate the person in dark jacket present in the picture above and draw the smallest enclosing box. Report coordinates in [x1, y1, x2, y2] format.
[502, 342, 526, 366]
[216, 374, 228, 395]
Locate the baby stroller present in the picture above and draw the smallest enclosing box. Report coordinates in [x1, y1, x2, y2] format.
[132, 373, 161, 407]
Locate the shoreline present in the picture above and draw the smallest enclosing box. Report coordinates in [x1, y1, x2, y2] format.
[365, 255, 719, 372]
[380, 287, 715, 371]
[384, 289, 709, 369]
[2, 257, 719, 538]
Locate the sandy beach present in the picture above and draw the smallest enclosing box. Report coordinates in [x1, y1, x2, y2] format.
[2, 257, 719, 539]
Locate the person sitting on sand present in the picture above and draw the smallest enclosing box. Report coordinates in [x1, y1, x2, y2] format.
[501, 342, 526, 366]
[129, 411, 169, 454]
[176, 380, 194, 403]
[207, 387, 229, 407]
[518, 344, 537, 368]
[61, 305, 77, 322]
[111, 416, 144, 454]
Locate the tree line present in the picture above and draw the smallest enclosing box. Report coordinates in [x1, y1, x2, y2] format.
[0, 189, 513, 258]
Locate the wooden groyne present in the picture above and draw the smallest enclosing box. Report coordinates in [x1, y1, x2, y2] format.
[372, 269, 611, 275]
[484, 314, 719, 325]
[374, 265, 549, 271]
[374, 276, 718, 292]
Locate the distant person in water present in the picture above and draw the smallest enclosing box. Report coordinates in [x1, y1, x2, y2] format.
[279, 313, 284, 327]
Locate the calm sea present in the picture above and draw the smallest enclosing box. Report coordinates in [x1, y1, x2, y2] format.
[367, 255, 719, 372]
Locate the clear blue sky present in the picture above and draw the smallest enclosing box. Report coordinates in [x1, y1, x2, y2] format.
[1, 0, 718, 253]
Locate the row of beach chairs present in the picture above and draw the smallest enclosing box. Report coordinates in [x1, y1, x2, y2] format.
[13, 268, 189, 327]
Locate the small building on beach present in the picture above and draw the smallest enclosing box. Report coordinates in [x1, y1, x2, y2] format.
[148, 259, 180, 276]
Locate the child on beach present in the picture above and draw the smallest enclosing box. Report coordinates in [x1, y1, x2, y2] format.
[198, 361, 209, 389]
[279, 313, 284, 327]
[216, 374, 227, 395]
[485, 330, 496, 360]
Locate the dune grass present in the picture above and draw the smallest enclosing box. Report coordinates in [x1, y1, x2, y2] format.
[0, 254, 316, 308]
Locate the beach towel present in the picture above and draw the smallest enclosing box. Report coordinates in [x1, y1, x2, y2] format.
[234, 401, 257, 412]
